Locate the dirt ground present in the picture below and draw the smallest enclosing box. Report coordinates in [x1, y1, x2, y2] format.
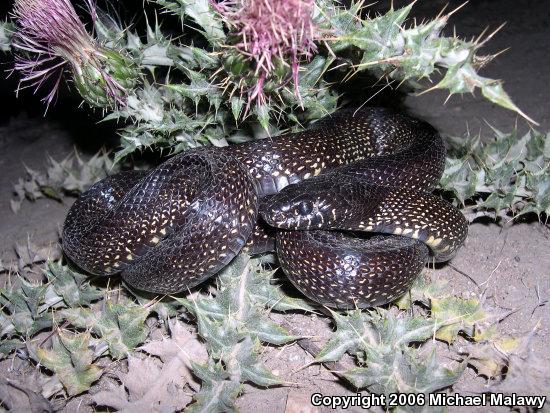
[1, 0, 549, 412]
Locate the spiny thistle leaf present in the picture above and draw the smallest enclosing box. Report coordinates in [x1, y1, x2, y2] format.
[0, 277, 52, 337]
[394, 275, 449, 310]
[316, 309, 438, 363]
[1, 261, 104, 354]
[430, 297, 487, 343]
[232, 337, 282, 387]
[106, 83, 226, 160]
[188, 361, 243, 413]
[195, 255, 299, 346]
[59, 300, 150, 359]
[230, 96, 245, 122]
[255, 103, 271, 132]
[344, 348, 465, 395]
[32, 331, 102, 396]
[318, 1, 534, 123]
[0, 338, 25, 358]
[182, 255, 294, 409]
[128, 289, 180, 321]
[344, 3, 414, 54]
[441, 127, 550, 220]
[246, 267, 315, 313]
[11, 150, 119, 212]
[168, 69, 223, 110]
[155, 0, 226, 45]
[43, 260, 103, 308]
[315, 310, 367, 363]
[247, 316, 301, 345]
[0, 20, 13, 51]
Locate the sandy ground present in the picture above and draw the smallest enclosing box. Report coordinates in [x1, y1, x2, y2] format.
[1, 0, 549, 412]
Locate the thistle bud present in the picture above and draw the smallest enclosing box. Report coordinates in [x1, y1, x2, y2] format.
[72, 46, 138, 108]
[11, 0, 139, 108]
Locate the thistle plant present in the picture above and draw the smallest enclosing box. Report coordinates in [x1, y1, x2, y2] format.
[4, 0, 537, 157]
[441, 127, 550, 221]
[177, 254, 312, 411]
[11, 0, 139, 108]
[1, 0, 545, 410]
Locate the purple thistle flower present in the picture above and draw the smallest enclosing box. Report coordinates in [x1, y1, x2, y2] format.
[11, 0, 137, 108]
[214, 0, 318, 106]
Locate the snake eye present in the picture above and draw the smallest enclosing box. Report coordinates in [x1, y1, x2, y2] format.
[298, 200, 314, 215]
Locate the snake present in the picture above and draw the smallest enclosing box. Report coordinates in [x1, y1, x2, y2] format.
[62, 107, 468, 308]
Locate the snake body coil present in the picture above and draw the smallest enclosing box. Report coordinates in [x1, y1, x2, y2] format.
[62, 108, 467, 308]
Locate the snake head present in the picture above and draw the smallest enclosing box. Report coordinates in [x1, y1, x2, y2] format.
[260, 175, 346, 230]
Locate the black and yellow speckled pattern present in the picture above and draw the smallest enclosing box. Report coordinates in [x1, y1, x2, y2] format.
[276, 231, 429, 309]
[261, 176, 467, 308]
[62, 107, 467, 306]
[63, 150, 259, 292]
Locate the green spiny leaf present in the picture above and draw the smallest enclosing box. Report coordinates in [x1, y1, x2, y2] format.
[247, 267, 315, 313]
[481, 82, 537, 125]
[60, 300, 150, 358]
[349, 3, 414, 59]
[255, 104, 271, 132]
[43, 261, 103, 307]
[233, 337, 281, 387]
[188, 361, 242, 413]
[247, 316, 299, 346]
[0, 338, 24, 358]
[316, 310, 369, 363]
[431, 297, 486, 343]
[344, 347, 464, 395]
[441, 127, 550, 219]
[394, 276, 448, 310]
[155, 0, 225, 45]
[34, 332, 102, 396]
[168, 69, 221, 109]
[1, 277, 52, 337]
[231, 96, 245, 122]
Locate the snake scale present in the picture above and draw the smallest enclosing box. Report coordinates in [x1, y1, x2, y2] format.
[62, 107, 468, 308]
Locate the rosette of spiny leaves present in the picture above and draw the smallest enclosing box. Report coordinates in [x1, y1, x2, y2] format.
[316, 308, 465, 399]
[28, 330, 104, 397]
[314, 277, 518, 402]
[58, 296, 152, 359]
[440, 127, 550, 220]
[1, 260, 180, 398]
[0, 260, 103, 357]
[0, 276, 52, 352]
[177, 254, 313, 411]
[1, 261, 152, 360]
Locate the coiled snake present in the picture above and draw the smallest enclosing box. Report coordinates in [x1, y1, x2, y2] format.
[62, 108, 467, 308]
